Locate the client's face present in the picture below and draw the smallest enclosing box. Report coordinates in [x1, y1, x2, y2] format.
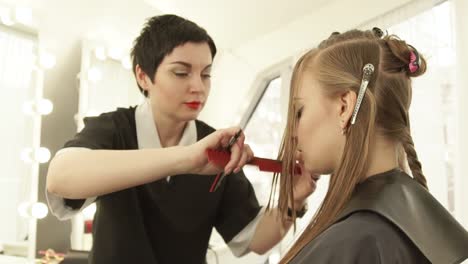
[295, 71, 346, 175]
[146, 42, 213, 122]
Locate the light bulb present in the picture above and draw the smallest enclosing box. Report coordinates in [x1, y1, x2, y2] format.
[82, 203, 96, 219]
[34, 147, 51, 163]
[18, 202, 49, 219]
[31, 202, 48, 219]
[88, 67, 102, 82]
[15, 7, 32, 25]
[39, 52, 56, 69]
[121, 55, 132, 70]
[36, 99, 53, 115]
[22, 99, 53, 115]
[94, 47, 107, 61]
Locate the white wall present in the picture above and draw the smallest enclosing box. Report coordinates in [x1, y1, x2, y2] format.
[454, 0, 468, 229]
[199, 49, 257, 127]
[200, 0, 413, 127]
[234, 0, 412, 70]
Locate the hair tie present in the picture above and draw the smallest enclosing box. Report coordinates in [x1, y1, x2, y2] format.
[409, 50, 420, 73]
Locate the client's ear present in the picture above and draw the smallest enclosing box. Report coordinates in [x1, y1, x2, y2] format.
[337, 90, 357, 130]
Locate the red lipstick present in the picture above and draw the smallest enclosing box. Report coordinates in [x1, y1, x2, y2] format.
[184, 101, 202, 110]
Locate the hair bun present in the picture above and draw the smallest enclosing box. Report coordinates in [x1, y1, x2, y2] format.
[383, 35, 427, 77]
[405, 45, 426, 77]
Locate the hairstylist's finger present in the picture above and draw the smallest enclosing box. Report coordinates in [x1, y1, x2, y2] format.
[225, 139, 242, 174]
[207, 127, 241, 149]
[236, 131, 245, 149]
[233, 144, 254, 173]
[220, 127, 242, 148]
[234, 148, 249, 173]
[245, 144, 254, 162]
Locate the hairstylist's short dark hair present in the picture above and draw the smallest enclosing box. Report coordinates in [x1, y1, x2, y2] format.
[131, 14, 217, 97]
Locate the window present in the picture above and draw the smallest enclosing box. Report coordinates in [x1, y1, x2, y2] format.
[390, 0, 456, 212]
[239, 64, 330, 260]
[243, 77, 284, 204]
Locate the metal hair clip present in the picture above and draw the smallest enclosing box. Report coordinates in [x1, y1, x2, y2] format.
[350, 63, 374, 125]
[372, 27, 384, 38]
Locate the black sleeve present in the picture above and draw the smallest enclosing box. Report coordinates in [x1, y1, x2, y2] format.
[64, 113, 116, 150]
[62, 113, 117, 209]
[215, 170, 262, 243]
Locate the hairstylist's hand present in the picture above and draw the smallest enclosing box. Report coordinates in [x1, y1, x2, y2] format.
[187, 127, 254, 175]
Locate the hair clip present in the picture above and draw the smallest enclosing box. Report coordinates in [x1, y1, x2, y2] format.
[407, 45, 420, 74]
[372, 27, 384, 38]
[351, 63, 374, 125]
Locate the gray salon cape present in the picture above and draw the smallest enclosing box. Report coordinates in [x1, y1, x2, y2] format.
[290, 169, 468, 264]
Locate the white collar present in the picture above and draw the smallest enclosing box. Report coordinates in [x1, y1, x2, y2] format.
[135, 99, 197, 149]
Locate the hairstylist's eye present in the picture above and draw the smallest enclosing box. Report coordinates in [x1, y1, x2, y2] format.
[201, 73, 211, 79]
[173, 71, 189, 78]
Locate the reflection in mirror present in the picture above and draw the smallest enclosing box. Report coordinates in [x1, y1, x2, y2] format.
[69, 40, 142, 251]
[76, 40, 142, 129]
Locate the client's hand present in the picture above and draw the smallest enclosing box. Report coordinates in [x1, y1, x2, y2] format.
[187, 127, 254, 175]
[291, 151, 320, 209]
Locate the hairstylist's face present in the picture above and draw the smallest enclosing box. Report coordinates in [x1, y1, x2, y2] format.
[137, 42, 212, 122]
[295, 71, 347, 175]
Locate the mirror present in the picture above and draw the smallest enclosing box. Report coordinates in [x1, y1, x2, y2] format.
[0, 23, 53, 261]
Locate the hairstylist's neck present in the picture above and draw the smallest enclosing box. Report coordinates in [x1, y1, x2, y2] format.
[152, 108, 187, 148]
[364, 135, 399, 180]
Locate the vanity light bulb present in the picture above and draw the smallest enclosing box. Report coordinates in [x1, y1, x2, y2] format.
[31, 202, 48, 219]
[34, 147, 51, 163]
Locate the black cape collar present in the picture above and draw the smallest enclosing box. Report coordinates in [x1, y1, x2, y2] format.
[336, 169, 468, 264]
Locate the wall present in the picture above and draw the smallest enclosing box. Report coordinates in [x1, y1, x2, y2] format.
[454, 0, 468, 229]
[200, 0, 413, 127]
